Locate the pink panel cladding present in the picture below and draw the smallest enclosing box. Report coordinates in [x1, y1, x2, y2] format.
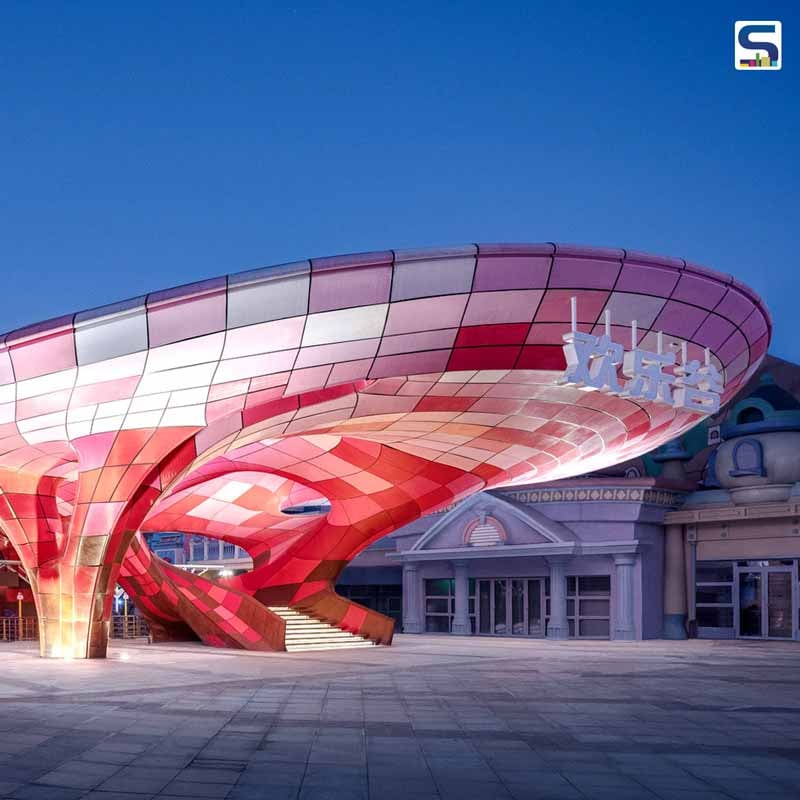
[0, 243, 770, 660]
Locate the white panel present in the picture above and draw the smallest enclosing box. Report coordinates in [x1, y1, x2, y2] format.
[22, 425, 69, 444]
[0, 403, 14, 424]
[160, 405, 207, 427]
[17, 410, 67, 433]
[75, 351, 147, 386]
[91, 415, 126, 434]
[186, 497, 226, 519]
[0, 385, 15, 404]
[168, 386, 211, 407]
[222, 316, 304, 359]
[95, 399, 132, 418]
[67, 404, 97, 423]
[16, 368, 77, 400]
[135, 363, 216, 396]
[302, 304, 388, 347]
[213, 350, 296, 384]
[145, 332, 225, 372]
[214, 480, 253, 502]
[66, 420, 92, 438]
[121, 410, 164, 429]
[129, 393, 169, 413]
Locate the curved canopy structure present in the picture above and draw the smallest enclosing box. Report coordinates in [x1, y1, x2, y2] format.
[0, 244, 770, 658]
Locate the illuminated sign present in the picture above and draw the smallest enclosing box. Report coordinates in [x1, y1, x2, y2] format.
[558, 298, 723, 414]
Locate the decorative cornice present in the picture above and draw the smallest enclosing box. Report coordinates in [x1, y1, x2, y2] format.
[498, 485, 685, 508]
[388, 539, 640, 562]
[666, 500, 800, 524]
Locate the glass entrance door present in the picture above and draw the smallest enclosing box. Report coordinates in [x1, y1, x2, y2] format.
[767, 572, 793, 638]
[476, 579, 544, 637]
[738, 571, 762, 637]
[735, 564, 796, 639]
[527, 579, 544, 636]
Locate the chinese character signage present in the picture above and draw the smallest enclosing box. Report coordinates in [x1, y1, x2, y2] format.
[558, 301, 723, 415]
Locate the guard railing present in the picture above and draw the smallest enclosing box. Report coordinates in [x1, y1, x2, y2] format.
[0, 617, 38, 641]
[110, 614, 150, 639]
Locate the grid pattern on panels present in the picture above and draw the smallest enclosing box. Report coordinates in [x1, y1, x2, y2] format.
[0, 244, 771, 656]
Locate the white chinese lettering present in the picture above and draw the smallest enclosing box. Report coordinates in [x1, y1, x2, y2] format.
[673, 360, 724, 414]
[557, 298, 724, 415]
[621, 348, 676, 405]
[560, 331, 623, 393]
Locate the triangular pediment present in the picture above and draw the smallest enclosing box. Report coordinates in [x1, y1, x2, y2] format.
[412, 491, 578, 552]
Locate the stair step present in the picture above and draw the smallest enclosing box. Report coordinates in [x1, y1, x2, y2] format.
[284, 620, 350, 627]
[267, 605, 375, 652]
[286, 642, 375, 652]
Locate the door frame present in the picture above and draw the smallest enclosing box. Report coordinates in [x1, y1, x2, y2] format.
[476, 578, 545, 638]
[733, 561, 798, 640]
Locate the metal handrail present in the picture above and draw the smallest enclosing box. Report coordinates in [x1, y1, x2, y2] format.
[0, 615, 151, 642]
[0, 617, 38, 641]
[110, 615, 150, 639]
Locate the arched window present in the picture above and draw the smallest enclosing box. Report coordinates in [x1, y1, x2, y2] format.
[737, 407, 765, 425]
[464, 514, 506, 547]
[729, 438, 766, 477]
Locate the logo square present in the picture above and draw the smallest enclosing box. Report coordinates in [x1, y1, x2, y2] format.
[735, 20, 782, 70]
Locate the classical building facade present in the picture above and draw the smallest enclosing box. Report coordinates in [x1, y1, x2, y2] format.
[337, 357, 800, 643]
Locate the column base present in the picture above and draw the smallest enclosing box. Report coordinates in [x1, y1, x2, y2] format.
[662, 613, 688, 640]
[451, 622, 471, 635]
[403, 621, 423, 634]
[614, 627, 636, 641]
[546, 624, 569, 640]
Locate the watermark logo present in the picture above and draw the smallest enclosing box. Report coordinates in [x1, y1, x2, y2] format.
[735, 21, 782, 70]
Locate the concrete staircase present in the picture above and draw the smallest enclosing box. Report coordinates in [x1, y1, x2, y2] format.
[269, 606, 376, 652]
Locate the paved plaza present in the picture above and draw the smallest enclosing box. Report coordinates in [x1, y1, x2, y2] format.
[1, 637, 799, 800]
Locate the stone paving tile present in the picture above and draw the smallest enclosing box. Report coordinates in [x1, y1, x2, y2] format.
[2, 636, 800, 799]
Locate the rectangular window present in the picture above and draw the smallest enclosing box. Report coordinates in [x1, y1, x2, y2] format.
[696, 586, 733, 605]
[579, 618, 610, 637]
[695, 560, 734, 636]
[335, 584, 403, 625]
[190, 536, 205, 561]
[544, 574, 610, 639]
[425, 615, 450, 633]
[424, 578, 475, 634]
[425, 598, 449, 614]
[697, 606, 734, 628]
[697, 561, 733, 583]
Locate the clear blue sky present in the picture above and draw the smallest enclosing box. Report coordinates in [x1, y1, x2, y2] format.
[1, 2, 797, 360]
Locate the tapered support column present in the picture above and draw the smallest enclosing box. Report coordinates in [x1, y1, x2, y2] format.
[451, 560, 470, 635]
[546, 556, 569, 640]
[663, 524, 687, 639]
[0, 429, 198, 659]
[614, 554, 636, 641]
[403, 562, 423, 633]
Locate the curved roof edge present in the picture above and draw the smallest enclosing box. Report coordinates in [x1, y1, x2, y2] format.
[0, 242, 772, 351]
